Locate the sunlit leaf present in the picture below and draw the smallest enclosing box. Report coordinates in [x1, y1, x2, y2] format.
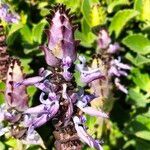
[123, 34, 150, 54]
[109, 9, 138, 37]
[108, 0, 130, 13]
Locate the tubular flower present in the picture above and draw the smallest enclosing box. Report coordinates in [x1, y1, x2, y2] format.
[73, 116, 103, 150]
[0, 58, 44, 147]
[91, 29, 131, 95]
[15, 4, 108, 150]
[0, 3, 20, 23]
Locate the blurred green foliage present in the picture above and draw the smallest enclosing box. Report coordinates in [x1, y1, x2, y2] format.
[0, 0, 150, 149]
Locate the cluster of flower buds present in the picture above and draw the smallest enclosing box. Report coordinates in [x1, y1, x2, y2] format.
[0, 25, 9, 81]
[91, 29, 131, 96]
[0, 58, 45, 146]
[13, 4, 108, 149]
[0, 3, 20, 23]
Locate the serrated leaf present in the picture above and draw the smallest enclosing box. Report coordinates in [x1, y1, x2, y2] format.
[75, 30, 96, 47]
[132, 70, 150, 92]
[109, 9, 138, 37]
[108, 0, 130, 13]
[123, 34, 150, 54]
[32, 21, 47, 44]
[125, 53, 150, 66]
[128, 89, 149, 107]
[124, 114, 150, 135]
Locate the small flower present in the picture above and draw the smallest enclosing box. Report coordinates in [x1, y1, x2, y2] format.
[0, 123, 9, 136]
[114, 78, 128, 94]
[108, 57, 131, 77]
[76, 55, 105, 84]
[107, 42, 120, 54]
[76, 94, 108, 118]
[97, 29, 111, 49]
[73, 116, 103, 150]
[0, 3, 20, 23]
[23, 100, 59, 128]
[62, 56, 73, 81]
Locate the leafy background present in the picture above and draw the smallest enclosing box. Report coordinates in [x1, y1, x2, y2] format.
[0, 0, 150, 149]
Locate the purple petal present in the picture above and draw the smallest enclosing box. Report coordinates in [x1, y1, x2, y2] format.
[24, 101, 59, 128]
[73, 116, 103, 150]
[114, 78, 128, 94]
[113, 59, 131, 70]
[107, 43, 120, 54]
[81, 70, 105, 84]
[5, 59, 28, 111]
[46, 6, 78, 62]
[0, 123, 9, 136]
[108, 66, 120, 77]
[78, 106, 108, 118]
[22, 127, 45, 148]
[40, 45, 61, 67]
[97, 29, 111, 50]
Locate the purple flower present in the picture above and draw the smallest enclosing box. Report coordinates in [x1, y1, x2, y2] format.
[40, 4, 79, 67]
[5, 58, 28, 111]
[108, 58, 131, 77]
[23, 101, 59, 128]
[73, 116, 103, 150]
[0, 3, 20, 23]
[107, 43, 120, 54]
[97, 29, 111, 49]
[76, 94, 108, 118]
[114, 78, 128, 94]
[76, 55, 105, 84]
[62, 56, 73, 81]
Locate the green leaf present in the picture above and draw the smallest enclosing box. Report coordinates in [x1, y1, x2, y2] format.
[123, 34, 150, 54]
[20, 25, 33, 44]
[132, 69, 150, 92]
[0, 142, 5, 150]
[20, 58, 33, 74]
[124, 114, 150, 136]
[75, 30, 96, 47]
[125, 53, 150, 66]
[108, 0, 130, 13]
[81, 0, 91, 26]
[5, 138, 17, 148]
[109, 9, 138, 37]
[128, 89, 149, 107]
[134, 0, 150, 21]
[135, 131, 150, 141]
[32, 21, 47, 44]
[7, 23, 24, 37]
[136, 139, 150, 150]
